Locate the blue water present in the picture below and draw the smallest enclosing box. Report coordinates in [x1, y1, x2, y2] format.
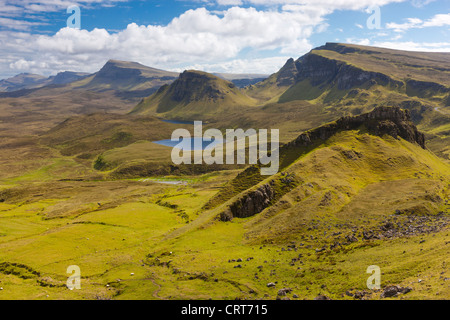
[153, 137, 223, 151]
[161, 119, 195, 125]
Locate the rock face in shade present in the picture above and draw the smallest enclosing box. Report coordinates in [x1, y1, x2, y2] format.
[220, 183, 275, 221]
[276, 58, 299, 87]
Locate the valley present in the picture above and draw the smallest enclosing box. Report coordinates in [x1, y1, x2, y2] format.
[0, 43, 448, 300]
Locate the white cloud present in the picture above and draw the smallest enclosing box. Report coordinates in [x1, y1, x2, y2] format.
[0, 17, 47, 30]
[422, 13, 450, 27]
[2, 6, 319, 77]
[410, 0, 435, 8]
[374, 41, 450, 52]
[0, 0, 447, 79]
[387, 13, 450, 32]
[216, 0, 406, 11]
[217, 0, 244, 5]
[0, 0, 130, 14]
[386, 17, 423, 32]
[346, 38, 450, 52]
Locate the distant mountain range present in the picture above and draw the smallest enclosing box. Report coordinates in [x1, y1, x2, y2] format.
[0, 71, 89, 92]
[0, 43, 448, 158]
[0, 60, 269, 95]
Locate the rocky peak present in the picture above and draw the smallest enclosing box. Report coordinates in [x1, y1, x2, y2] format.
[170, 70, 230, 103]
[276, 58, 299, 87]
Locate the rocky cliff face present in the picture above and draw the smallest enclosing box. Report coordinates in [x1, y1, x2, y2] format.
[276, 58, 299, 87]
[290, 106, 426, 149]
[283, 43, 449, 101]
[220, 183, 275, 221]
[93, 60, 142, 82]
[294, 53, 403, 91]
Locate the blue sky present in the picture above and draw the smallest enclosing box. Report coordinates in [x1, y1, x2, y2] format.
[0, 0, 449, 78]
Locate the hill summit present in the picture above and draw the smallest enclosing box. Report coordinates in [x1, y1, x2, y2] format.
[131, 70, 256, 117]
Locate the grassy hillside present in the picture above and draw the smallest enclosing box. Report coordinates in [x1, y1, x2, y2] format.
[131, 70, 257, 118]
[0, 107, 448, 300]
[0, 44, 449, 301]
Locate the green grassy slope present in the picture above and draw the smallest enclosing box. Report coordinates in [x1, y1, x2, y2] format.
[0, 108, 448, 300]
[131, 70, 257, 119]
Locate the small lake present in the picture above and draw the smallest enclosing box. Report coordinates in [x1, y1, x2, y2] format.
[161, 119, 195, 125]
[153, 137, 223, 151]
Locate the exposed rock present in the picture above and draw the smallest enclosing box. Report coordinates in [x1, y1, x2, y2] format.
[381, 285, 412, 298]
[371, 215, 449, 239]
[345, 289, 373, 300]
[220, 183, 275, 221]
[277, 288, 292, 296]
[289, 106, 426, 149]
[294, 50, 404, 91]
[276, 58, 299, 87]
[314, 295, 332, 300]
[345, 234, 358, 243]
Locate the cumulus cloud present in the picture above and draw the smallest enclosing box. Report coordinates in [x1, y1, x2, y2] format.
[0, 0, 448, 78]
[3, 6, 320, 76]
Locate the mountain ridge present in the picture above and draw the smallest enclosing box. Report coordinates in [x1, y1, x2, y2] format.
[206, 106, 428, 216]
[131, 69, 257, 117]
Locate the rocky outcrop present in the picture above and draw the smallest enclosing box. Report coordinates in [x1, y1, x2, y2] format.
[289, 106, 426, 149]
[220, 183, 275, 221]
[380, 285, 412, 298]
[218, 107, 425, 222]
[276, 58, 299, 87]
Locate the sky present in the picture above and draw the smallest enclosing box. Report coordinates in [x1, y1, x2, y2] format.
[0, 0, 449, 79]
